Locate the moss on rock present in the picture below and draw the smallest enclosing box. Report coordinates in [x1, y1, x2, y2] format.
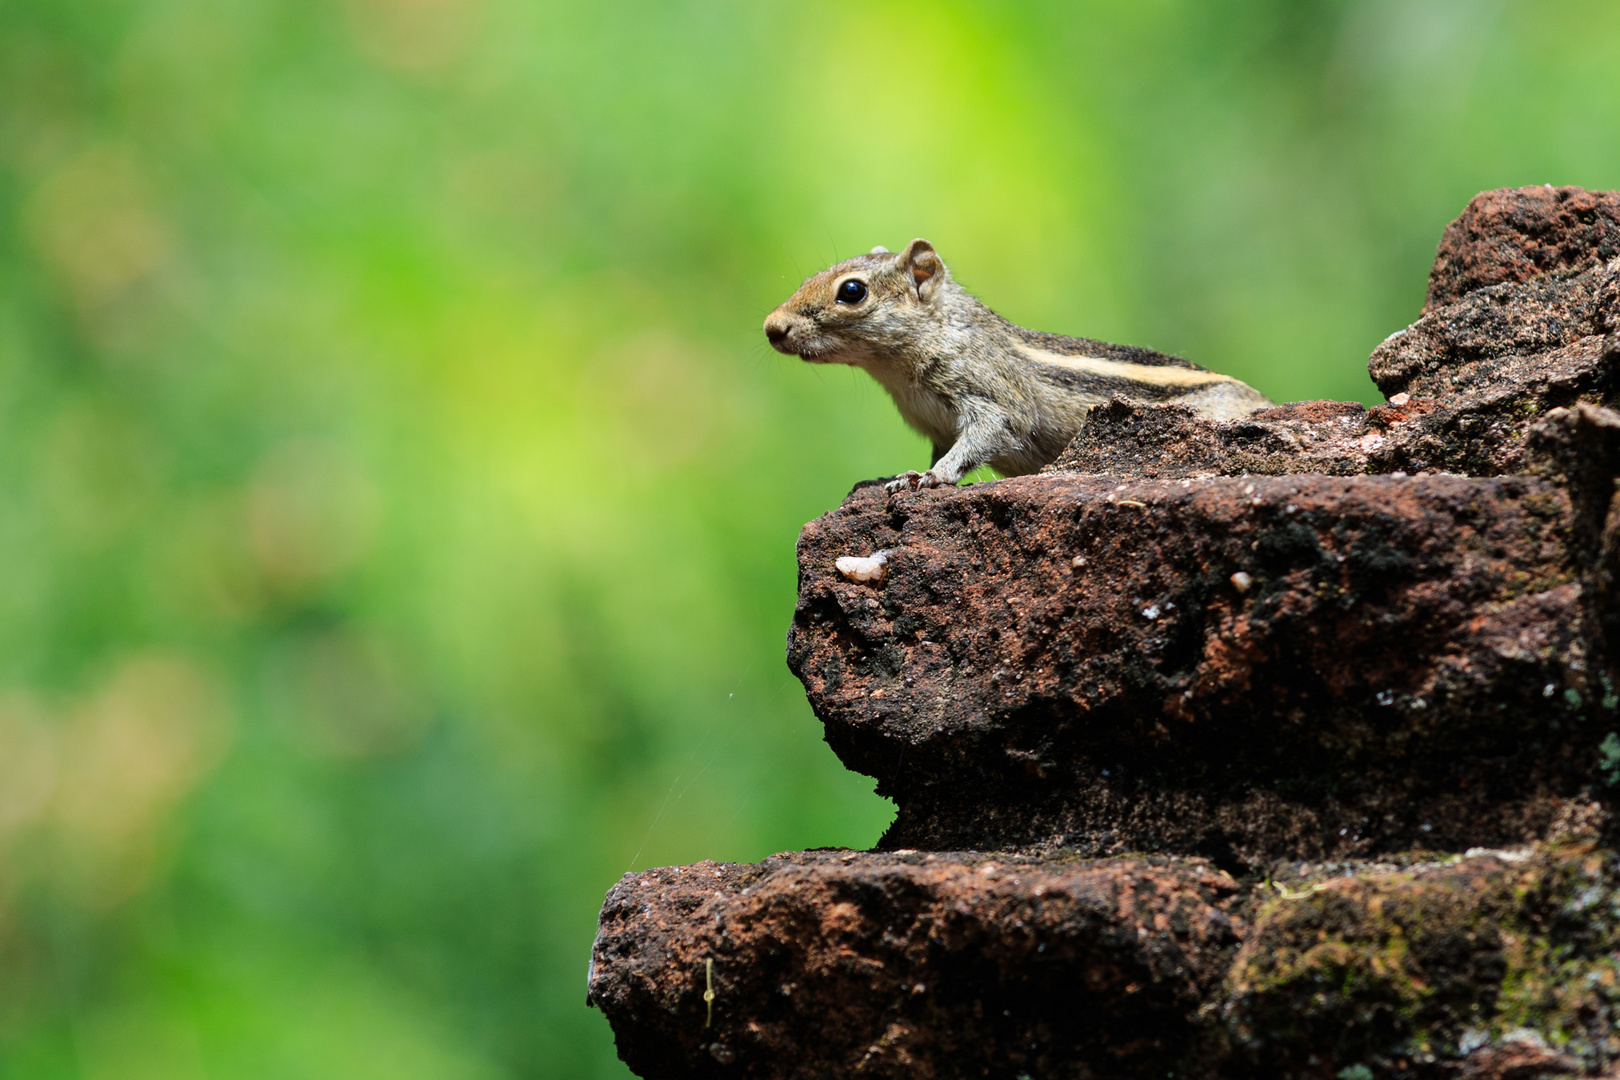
[1226, 846, 1620, 1076]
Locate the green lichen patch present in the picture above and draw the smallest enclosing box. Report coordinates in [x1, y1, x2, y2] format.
[1224, 846, 1620, 1076]
[1599, 733, 1620, 787]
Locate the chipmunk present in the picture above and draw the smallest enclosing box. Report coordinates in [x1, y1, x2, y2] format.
[763, 239, 1271, 491]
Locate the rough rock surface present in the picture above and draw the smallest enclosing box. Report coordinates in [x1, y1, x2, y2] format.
[1423, 187, 1620, 312]
[589, 845, 1620, 1079]
[589, 850, 1242, 1079]
[594, 188, 1620, 1079]
[1050, 251, 1619, 480]
[790, 465, 1616, 861]
[1366, 259, 1620, 476]
[1045, 398, 1379, 478]
[1225, 842, 1620, 1079]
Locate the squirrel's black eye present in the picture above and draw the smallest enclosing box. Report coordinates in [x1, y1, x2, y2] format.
[836, 278, 868, 305]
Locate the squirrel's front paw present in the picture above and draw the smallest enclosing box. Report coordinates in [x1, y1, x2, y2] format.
[885, 470, 947, 494]
[884, 471, 922, 493]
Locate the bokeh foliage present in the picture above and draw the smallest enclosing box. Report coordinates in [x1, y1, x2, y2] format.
[0, 0, 1617, 1075]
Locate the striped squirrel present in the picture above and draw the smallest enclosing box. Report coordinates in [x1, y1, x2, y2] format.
[764, 239, 1271, 491]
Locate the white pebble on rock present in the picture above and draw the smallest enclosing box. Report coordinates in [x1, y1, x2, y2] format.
[835, 550, 891, 583]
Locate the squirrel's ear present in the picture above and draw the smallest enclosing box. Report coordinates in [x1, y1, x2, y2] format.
[897, 238, 945, 300]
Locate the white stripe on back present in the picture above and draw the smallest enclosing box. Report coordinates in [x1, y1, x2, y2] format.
[1014, 343, 1234, 388]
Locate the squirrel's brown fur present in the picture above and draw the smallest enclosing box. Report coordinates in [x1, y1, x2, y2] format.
[764, 239, 1270, 490]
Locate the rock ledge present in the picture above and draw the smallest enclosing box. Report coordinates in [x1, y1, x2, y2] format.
[593, 187, 1620, 1079]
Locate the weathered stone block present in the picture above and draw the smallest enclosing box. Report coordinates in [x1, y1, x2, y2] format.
[791, 472, 1611, 861]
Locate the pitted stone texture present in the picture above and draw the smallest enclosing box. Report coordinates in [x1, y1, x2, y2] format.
[588, 849, 1243, 1080]
[1047, 264, 1619, 484]
[1424, 187, 1620, 312]
[1390, 261, 1620, 400]
[1367, 187, 1620, 480]
[1230, 845, 1620, 1079]
[1044, 397, 1443, 479]
[1366, 258, 1620, 475]
[790, 473, 1612, 862]
[1045, 399, 1374, 478]
[1049, 190, 1620, 483]
[590, 846, 1620, 1080]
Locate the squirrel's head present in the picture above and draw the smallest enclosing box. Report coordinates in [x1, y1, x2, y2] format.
[763, 238, 950, 364]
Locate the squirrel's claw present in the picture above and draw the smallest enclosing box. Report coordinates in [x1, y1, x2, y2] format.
[885, 471, 924, 494]
[885, 470, 947, 494]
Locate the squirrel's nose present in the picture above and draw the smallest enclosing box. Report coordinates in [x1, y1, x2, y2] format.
[763, 313, 791, 347]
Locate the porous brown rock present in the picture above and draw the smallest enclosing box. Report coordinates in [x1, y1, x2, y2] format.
[791, 468, 1612, 862]
[1423, 187, 1620, 312]
[593, 187, 1620, 1080]
[589, 850, 1243, 1079]
[1366, 256, 1620, 476]
[1226, 843, 1620, 1079]
[1052, 252, 1619, 480]
[590, 845, 1620, 1079]
[1044, 398, 1377, 478]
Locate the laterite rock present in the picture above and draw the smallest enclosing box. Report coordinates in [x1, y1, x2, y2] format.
[593, 187, 1620, 1079]
[791, 470, 1610, 862]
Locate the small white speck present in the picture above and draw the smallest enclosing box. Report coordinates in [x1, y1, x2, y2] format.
[1142, 604, 1160, 620]
[836, 550, 891, 583]
[1466, 847, 1533, 863]
[1231, 572, 1253, 593]
[1544, 683, 1557, 697]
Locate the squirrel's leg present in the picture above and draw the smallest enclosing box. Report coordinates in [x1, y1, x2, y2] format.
[887, 410, 1007, 492]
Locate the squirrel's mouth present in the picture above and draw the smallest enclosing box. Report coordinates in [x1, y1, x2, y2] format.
[764, 318, 842, 362]
[771, 337, 833, 362]
[764, 310, 843, 362]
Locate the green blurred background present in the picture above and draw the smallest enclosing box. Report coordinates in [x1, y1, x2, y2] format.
[1, 0, 1617, 1075]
